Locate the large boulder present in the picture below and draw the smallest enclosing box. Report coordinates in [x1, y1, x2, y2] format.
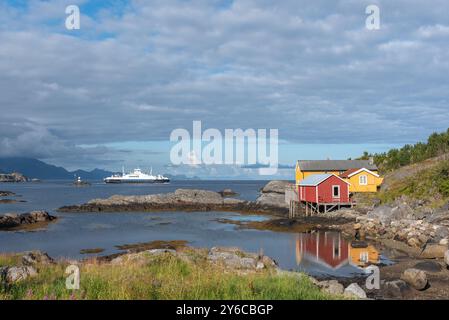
[256, 192, 288, 209]
[261, 181, 292, 194]
[401, 268, 428, 290]
[344, 283, 367, 299]
[0, 266, 37, 284]
[207, 247, 277, 271]
[317, 280, 344, 295]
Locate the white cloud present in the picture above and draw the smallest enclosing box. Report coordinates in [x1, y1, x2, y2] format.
[0, 0, 449, 174]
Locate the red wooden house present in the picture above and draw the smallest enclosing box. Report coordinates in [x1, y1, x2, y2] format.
[295, 232, 349, 269]
[298, 173, 351, 213]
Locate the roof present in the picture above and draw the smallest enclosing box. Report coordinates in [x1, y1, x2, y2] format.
[340, 167, 380, 178]
[339, 168, 360, 178]
[299, 173, 350, 186]
[297, 160, 377, 171]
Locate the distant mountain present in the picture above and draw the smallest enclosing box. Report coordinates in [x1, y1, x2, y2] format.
[0, 157, 113, 180]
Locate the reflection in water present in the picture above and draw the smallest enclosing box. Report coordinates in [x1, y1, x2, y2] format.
[295, 231, 380, 275]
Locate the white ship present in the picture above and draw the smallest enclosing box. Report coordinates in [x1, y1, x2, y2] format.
[104, 167, 170, 184]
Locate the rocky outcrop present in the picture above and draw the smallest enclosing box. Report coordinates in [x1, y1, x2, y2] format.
[0, 211, 57, 230]
[255, 180, 293, 210]
[0, 191, 15, 197]
[21, 251, 54, 266]
[357, 213, 449, 252]
[261, 180, 292, 194]
[58, 187, 289, 215]
[0, 172, 28, 182]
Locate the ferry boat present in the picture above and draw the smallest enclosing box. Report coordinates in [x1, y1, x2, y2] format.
[104, 167, 170, 184]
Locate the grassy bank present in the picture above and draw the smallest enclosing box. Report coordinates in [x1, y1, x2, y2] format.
[0, 250, 334, 300]
[378, 159, 449, 208]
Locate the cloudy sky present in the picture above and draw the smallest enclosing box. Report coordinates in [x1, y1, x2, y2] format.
[1, 0, 448, 178]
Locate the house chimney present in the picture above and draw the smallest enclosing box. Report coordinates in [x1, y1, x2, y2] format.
[369, 157, 374, 165]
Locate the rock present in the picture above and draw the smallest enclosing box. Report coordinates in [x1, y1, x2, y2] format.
[219, 189, 238, 197]
[255, 192, 288, 209]
[439, 238, 449, 246]
[344, 283, 367, 299]
[0, 191, 15, 197]
[0, 211, 57, 230]
[407, 238, 421, 248]
[420, 244, 447, 259]
[1, 266, 37, 284]
[261, 180, 292, 194]
[207, 247, 272, 270]
[22, 251, 54, 266]
[0, 172, 28, 182]
[353, 223, 362, 230]
[444, 250, 449, 268]
[317, 280, 344, 295]
[401, 268, 428, 290]
[59, 187, 289, 215]
[383, 280, 410, 298]
[414, 261, 442, 273]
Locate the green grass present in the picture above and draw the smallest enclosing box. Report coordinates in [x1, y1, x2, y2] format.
[377, 160, 449, 208]
[0, 251, 335, 300]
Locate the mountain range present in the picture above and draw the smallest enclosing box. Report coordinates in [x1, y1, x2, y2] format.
[0, 157, 198, 180]
[0, 157, 113, 180]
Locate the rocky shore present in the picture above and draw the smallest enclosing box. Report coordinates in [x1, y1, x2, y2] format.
[0, 191, 15, 197]
[0, 172, 28, 182]
[58, 187, 289, 215]
[0, 211, 57, 231]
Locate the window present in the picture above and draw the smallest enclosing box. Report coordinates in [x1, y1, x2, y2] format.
[360, 252, 369, 263]
[359, 175, 368, 185]
[332, 185, 340, 198]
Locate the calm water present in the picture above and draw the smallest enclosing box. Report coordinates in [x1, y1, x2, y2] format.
[0, 180, 387, 277]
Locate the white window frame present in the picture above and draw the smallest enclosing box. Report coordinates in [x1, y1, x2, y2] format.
[359, 175, 368, 186]
[332, 185, 340, 198]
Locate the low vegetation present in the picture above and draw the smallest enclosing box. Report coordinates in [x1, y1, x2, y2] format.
[377, 158, 449, 207]
[0, 250, 333, 300]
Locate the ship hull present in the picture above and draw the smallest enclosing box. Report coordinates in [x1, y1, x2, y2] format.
[104, 178, 170, 184]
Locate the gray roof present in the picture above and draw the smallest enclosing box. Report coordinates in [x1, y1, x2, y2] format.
[297, 160, 377, 171]
[299, 174, 334, 186]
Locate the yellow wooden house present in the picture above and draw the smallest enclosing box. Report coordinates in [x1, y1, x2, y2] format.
[295, 160, 379, 183]
[295, 160, 382, 193]
[339, 168, 383, 193]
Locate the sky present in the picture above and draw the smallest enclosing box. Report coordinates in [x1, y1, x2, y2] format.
[1, 0, 449, 179]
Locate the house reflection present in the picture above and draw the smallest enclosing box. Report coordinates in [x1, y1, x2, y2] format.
[295, 232, 379, 271]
